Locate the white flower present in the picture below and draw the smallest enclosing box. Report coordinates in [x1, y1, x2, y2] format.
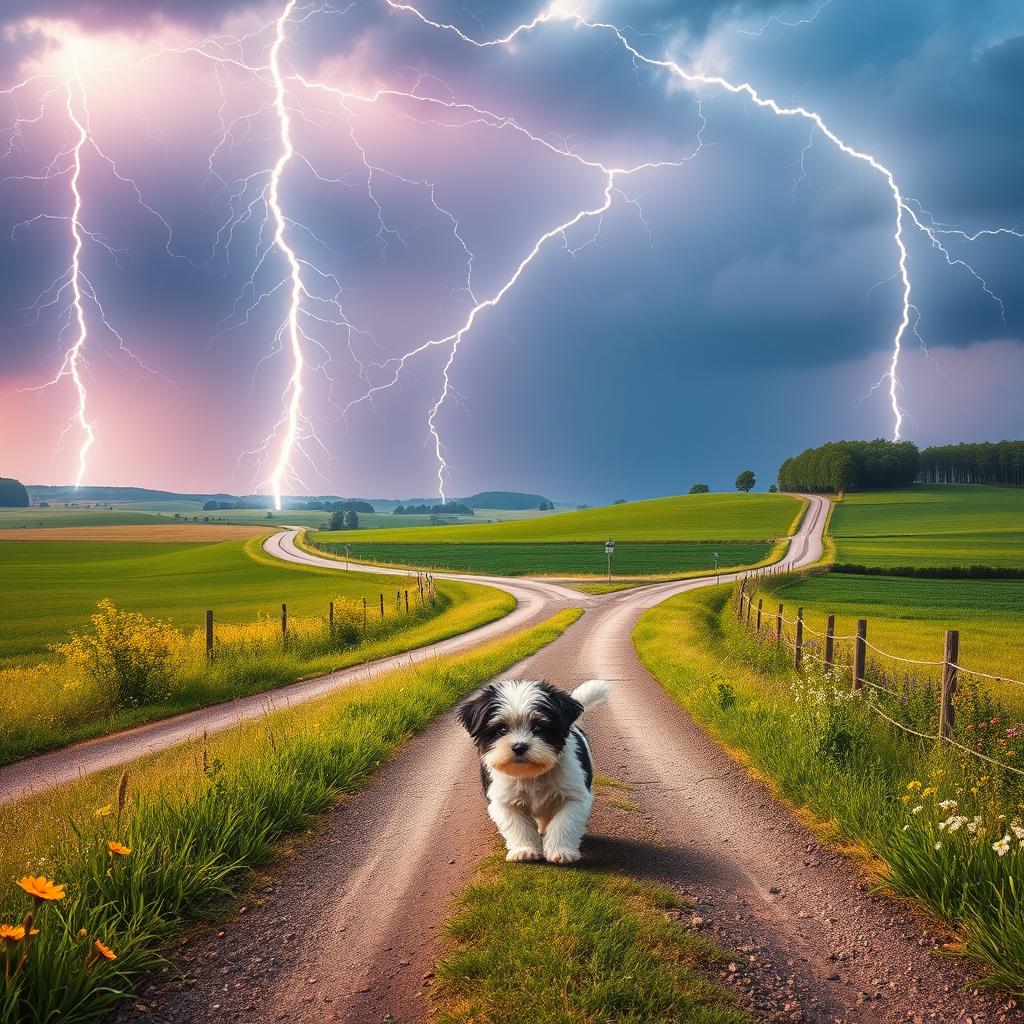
[911, 805, 923, 815]
[968, 816, 983, 834]
[994, 836, 1011, 857]
[902, 824, 909, 832]
[938, 799, 958, 812]
[934, 842, 942, 851]
[943, 816, 968, 834]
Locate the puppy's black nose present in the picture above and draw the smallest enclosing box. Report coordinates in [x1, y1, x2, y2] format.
[511, 742, 529, 756]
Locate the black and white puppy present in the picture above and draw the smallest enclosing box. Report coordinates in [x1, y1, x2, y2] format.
[458, 679, 609, 863]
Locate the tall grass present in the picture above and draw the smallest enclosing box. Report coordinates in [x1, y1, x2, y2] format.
[633, 586, 1024, 994]
[0, 608, 583, 1023]
[0, 582, 513, 765]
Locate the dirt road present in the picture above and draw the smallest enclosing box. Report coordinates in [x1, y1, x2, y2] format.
[118, 493, 1014, 1023]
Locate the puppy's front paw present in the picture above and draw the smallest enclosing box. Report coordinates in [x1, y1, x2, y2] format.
[507, 847, 543, 862]
[544, 847, 581, 864]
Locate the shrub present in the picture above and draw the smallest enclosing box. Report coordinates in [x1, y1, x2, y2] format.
[54, 601, 182, 709]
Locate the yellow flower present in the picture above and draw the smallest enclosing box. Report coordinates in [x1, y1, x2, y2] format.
[922, 787, 936, 798]
[901, 795, 911, 805]
[94, 939, 117, 961]
[17, 876, 65, 902]
[78, 928, 88, 938]
[907, 781, 922, 792]
[107, 841, 131, 858]
[0, 924, 25, 943]
[94, 805, 113, 818]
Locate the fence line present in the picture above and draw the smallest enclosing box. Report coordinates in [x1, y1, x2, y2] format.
[733, 572, 1024, 778]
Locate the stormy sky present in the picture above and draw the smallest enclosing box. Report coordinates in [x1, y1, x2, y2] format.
[0, 0, 1021, 501]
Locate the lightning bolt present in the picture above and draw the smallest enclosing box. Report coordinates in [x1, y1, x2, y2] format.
[266, 0, 306, 511]
[369, 0, 1018, 479]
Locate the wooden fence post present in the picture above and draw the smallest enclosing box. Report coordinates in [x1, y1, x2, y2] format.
[396, 590, 401, 614]
[205, 609, 214, 661]
[745, 592, 752, 626]
[405, 590, 410, 614]
[795, 608, 804, 670]
[776, 603, 783, 641]
[940, 630, 959, 740]
[281, 603, 287, 645]
[853, 619, 867, 690]
[824, 614, 835, 671]
[380, 593, 385, 619]
[756, 599, 763, 634]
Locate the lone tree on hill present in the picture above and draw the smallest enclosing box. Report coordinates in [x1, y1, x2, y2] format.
[735, 470, 756, 493]
[688, 483, 710, 494]
[0, 477, 29, 507]
[343, 509, 359, 529]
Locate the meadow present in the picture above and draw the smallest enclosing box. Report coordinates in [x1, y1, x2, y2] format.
[831, 485, 1024, 569]
[312, 540, 773, 577]
[634, 585, 1024, 994]
[0, 609, 582, 1024]
[314, 492, 805, 545]
[750, 572, 1024, 694]
[0, 535, 461, 667]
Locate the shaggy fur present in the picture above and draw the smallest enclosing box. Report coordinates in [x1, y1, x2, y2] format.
[458, 679, 609, 863]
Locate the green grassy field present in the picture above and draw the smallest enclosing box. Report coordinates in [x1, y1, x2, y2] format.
[0, 508, 172, 528]
[751, 573, 1024, 692]
[316, 540, 772, 577]
[831, 486, 1024, 569]
[633, 585, 1024, 994]
[0, 536, 484, 668]
[315, 492, 805, 545]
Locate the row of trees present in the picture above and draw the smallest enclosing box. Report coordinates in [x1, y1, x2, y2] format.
[778, 439, 919, 493]
[328, 510, 360, 530]
[918, 442, 1024, 487]
[393, 501, 474, 516]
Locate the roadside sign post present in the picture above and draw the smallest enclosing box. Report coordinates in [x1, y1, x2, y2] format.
[605, 539, 615, 583]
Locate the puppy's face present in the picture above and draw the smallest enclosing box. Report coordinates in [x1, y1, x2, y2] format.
[459, 680, 584, 780]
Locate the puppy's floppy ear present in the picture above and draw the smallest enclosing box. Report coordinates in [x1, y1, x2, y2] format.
[458, 685, 496, 743]
[542, 685, 585, 729]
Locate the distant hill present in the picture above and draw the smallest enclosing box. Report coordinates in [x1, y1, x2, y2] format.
[459, 491, 552, 510]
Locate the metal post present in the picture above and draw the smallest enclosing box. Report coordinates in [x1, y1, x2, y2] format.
[824, 614, 835, 671]
[940, 630, 959, 740]
[853, 619, 867, 690]
[205, 609, 214, 661]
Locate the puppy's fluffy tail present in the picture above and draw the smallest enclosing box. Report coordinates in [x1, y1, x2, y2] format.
[571, 679, 609, 713]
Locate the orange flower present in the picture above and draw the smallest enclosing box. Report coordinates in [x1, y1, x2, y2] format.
[107, 841, 131, 857]
[93, 939, 117, 961]
[17, 876, 65, 902]
[0, 924, 25, 942]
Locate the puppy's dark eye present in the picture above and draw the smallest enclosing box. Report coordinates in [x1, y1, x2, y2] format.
[531, 724, 543, 736]
[495, 725, 508, 736]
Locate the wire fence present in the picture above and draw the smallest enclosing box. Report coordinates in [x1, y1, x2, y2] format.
[733, 568, 1024, 780]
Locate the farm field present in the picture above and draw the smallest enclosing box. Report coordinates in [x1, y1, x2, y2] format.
[0, 535, 485, 668]
[313, 540, 772, 577]
[831, 485, 1024, 569]
[315, 493, 805, 545]
[754, 572, 1024, 692]
[0, 508, 172, 528]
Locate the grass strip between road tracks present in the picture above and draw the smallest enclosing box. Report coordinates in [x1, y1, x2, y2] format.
[633, 585, 1024, 996]
[0, 608, 584, 1023]
[433, 853, 750, 1024]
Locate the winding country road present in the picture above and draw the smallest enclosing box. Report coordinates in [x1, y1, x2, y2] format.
[11, 494, 1014, 1022]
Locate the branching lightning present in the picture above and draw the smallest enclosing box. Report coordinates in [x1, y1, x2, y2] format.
[3, 1, 1020, 500]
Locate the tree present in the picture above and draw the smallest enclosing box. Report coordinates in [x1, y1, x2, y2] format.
[735, 470, 756, 493]
[537, 499, 554, 511]
[613, 498, 627, 505]
[688, 483, 710, 494]
[0, 477, 29, 507]
[329, 510, 346, 530]
[343, 509, 359, 529]
[768, 484, 778, 493]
